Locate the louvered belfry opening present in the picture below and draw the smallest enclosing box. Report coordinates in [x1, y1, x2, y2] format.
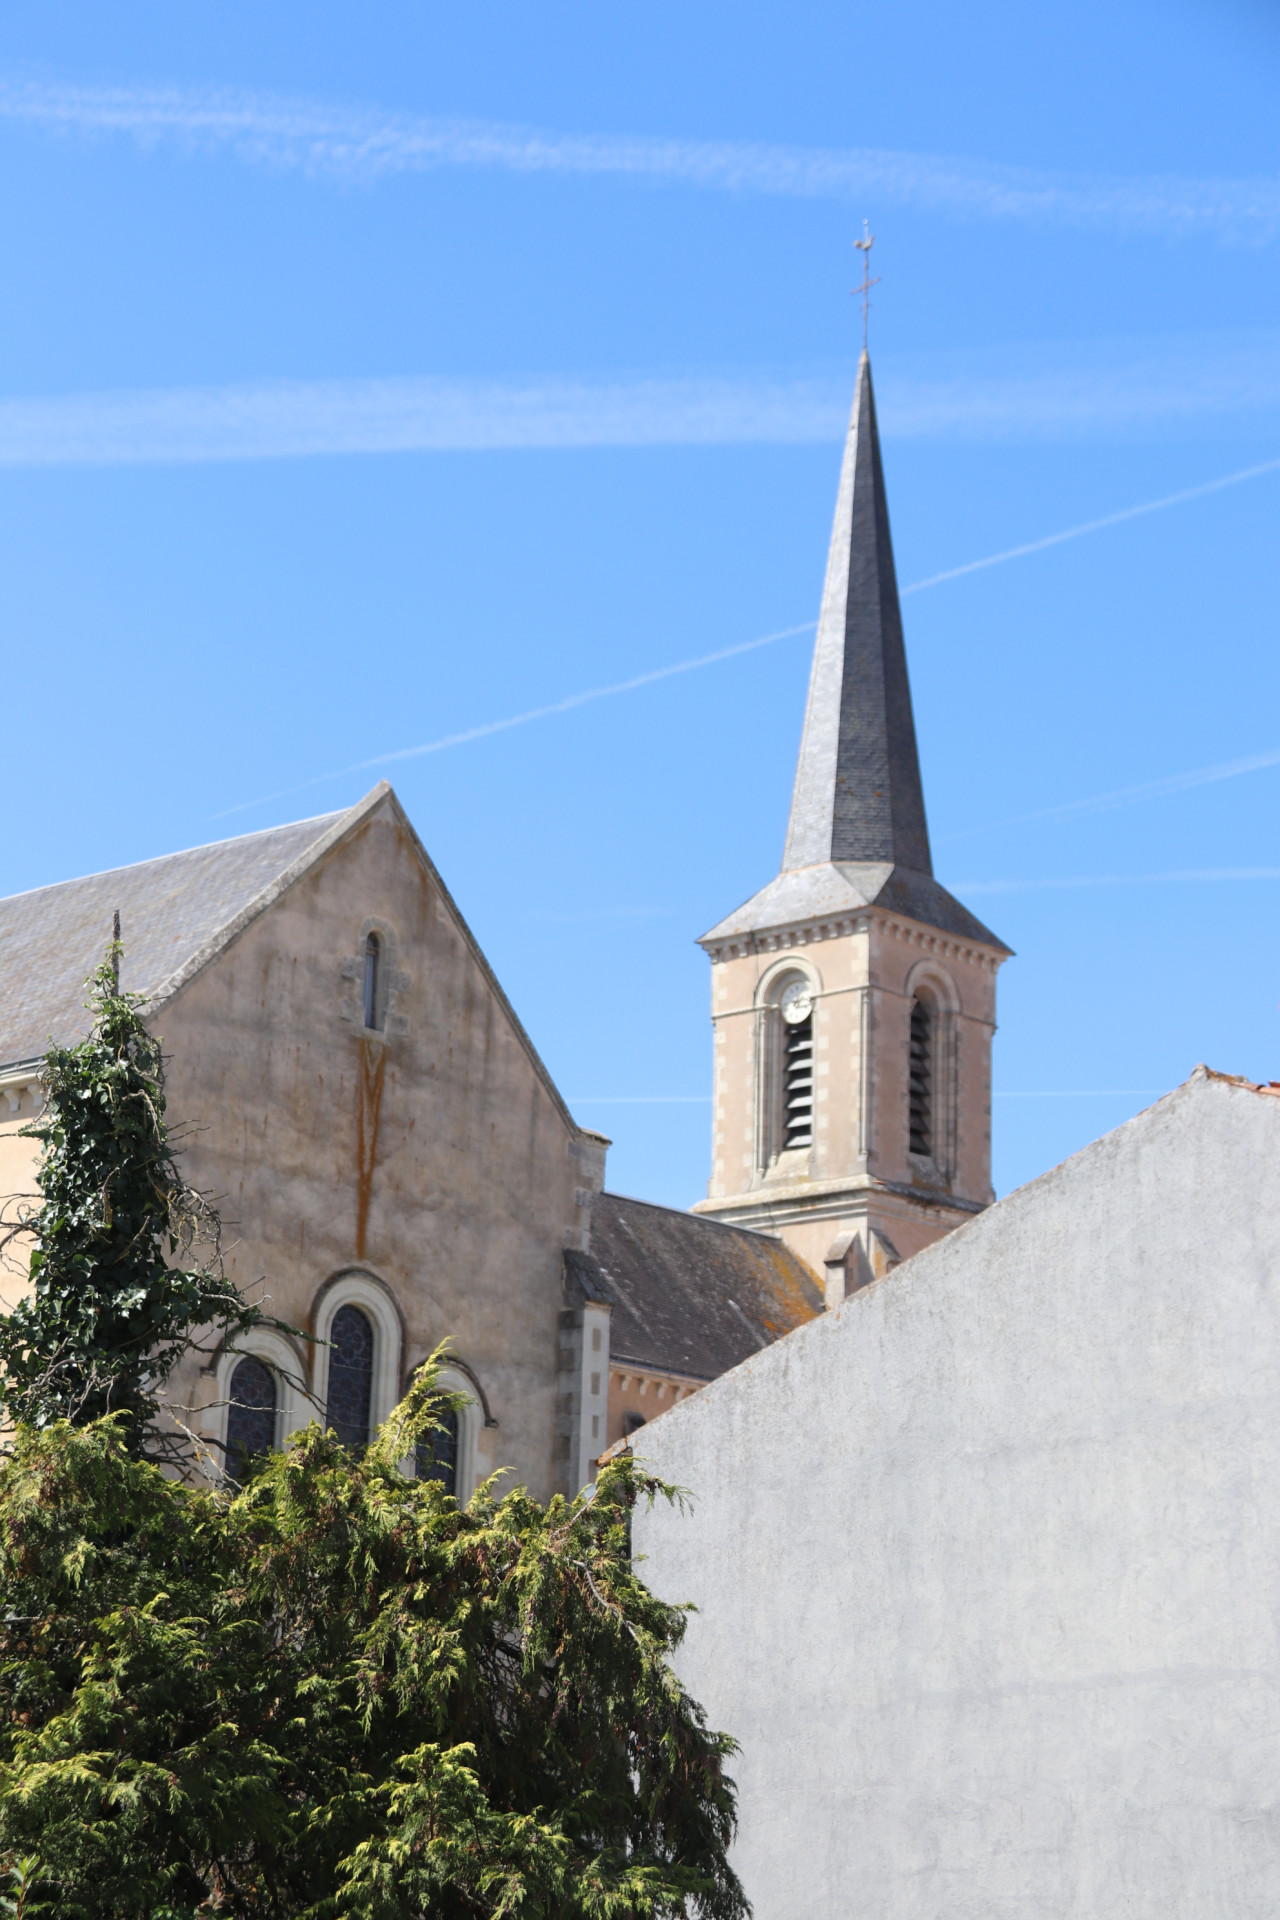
[783, 1012, 814, 1151]
[908, 994, 933, 1156]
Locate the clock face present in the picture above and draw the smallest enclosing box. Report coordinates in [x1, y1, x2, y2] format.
[779, 980, 813, 1025]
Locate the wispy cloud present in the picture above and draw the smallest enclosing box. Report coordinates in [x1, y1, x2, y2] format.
[4, 340, 1280, 468]
[3, 75, 1280, 240]
[958, 868, 1280, 895]
[0, 373, 845, 467]
[943, 744, 1280, 841]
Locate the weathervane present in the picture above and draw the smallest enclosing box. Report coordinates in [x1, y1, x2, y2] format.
[853, 220, 880, 352]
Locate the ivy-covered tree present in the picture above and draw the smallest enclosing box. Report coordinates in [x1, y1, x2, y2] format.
[0, 944, 264, 1454]
[0, 1368, 747, 1920]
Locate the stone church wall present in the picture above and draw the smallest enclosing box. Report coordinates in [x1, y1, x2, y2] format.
[153, 795, 601, 1501]
[633, 1070, 1280, 1918]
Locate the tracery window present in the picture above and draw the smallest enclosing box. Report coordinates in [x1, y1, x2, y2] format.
[326, 1303, 374, 1450]
[363, 933, 383, 1031]
[908, 993, 934, 1156]
[415, 1405, 460, 1495]
[225, 1355, 277, 1480]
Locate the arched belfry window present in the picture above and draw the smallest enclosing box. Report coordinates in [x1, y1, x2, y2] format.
[908, 993, 934, 1157]
[225, 1355, 277, 1480]
[327, 1304, 374, 1450]
[779, 979, 814, 1151]
[363, 933, 383, 1032]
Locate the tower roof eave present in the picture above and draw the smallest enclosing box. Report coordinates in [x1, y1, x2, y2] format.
[698, 861, 1012, 956]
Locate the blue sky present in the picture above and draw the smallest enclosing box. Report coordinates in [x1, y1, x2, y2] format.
[3, 0, 1280, 1207]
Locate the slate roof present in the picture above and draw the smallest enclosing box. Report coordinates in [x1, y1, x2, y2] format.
[784, 351, 930, 875]
[585, 1192, 822, 1381]
[700, 859, 1008, 951]
[0, 806, 349, 1069]
[701, 351, 1009, 957]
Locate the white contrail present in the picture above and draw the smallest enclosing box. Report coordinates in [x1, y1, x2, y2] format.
[3, 75, 1279, 238]
[903, 455, 1280, 593]
[568, 1096, 711, 1105]
[942, 746, 1280, 841]
[212, 622, 816, 818]
[213, 452, 1280, 821]
[958, 868, 1280, 895]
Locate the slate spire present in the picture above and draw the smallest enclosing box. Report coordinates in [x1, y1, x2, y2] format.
[782, 352, 932, 876]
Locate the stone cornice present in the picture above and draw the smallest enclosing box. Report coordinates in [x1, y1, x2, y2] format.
[609, 1359, 709, 1391]
[694, 1193, 983, 1234]
[0, 1060, 43, 1089]
[694, 1171, 989, 1231]
[0, 1062, 44, 1117]
[701, 905, 1005, 972]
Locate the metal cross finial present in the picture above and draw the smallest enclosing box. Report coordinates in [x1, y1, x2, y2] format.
[853, 221, 880, 352]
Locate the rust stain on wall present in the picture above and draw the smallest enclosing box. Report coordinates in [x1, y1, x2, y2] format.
[355, 1038, 388, 1259]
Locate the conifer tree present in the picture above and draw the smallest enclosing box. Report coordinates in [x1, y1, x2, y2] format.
[0, 1368, 748, 1919]
[0, 943, 263, 1453]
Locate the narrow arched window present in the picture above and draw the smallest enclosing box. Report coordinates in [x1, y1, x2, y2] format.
[782, 1009, 814, 1150]
[226, 1355, 276, 1480]
[908, 994, 934, 1156]
[416, 1404, 459, 1495]
[363, 933, 382, 1031]
[326, 1304, 374, 1450]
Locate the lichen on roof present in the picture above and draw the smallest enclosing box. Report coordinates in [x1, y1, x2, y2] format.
[587, 1193, 822, 1382]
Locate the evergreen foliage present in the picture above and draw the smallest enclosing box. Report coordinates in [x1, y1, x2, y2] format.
[0, 947, 263, 1452]
[0, 1366, 747, 1920]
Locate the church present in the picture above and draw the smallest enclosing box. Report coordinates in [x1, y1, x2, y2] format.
[0, 780, 821, 1498]
[7, 350, 1266, 1908]
[0, 349, 1008, 1500]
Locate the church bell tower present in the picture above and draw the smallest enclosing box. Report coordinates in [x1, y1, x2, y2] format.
[693, 352, 1011, 1303]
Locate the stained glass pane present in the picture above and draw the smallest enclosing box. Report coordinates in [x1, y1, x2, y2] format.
[416, 1405, 459, 1496]
[226, 1356, 277, 1481]
[326, 1304, 374, 1451]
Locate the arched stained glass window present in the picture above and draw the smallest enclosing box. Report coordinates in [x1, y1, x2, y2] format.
[226, 1356, 276, 1481]
[415, 1404, 460, 1496]
[364, 933, 383, 1031]
[327, 1304, 374, 1451]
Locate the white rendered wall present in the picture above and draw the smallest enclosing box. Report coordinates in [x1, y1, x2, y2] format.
[633, 1071, 1280, 1919]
